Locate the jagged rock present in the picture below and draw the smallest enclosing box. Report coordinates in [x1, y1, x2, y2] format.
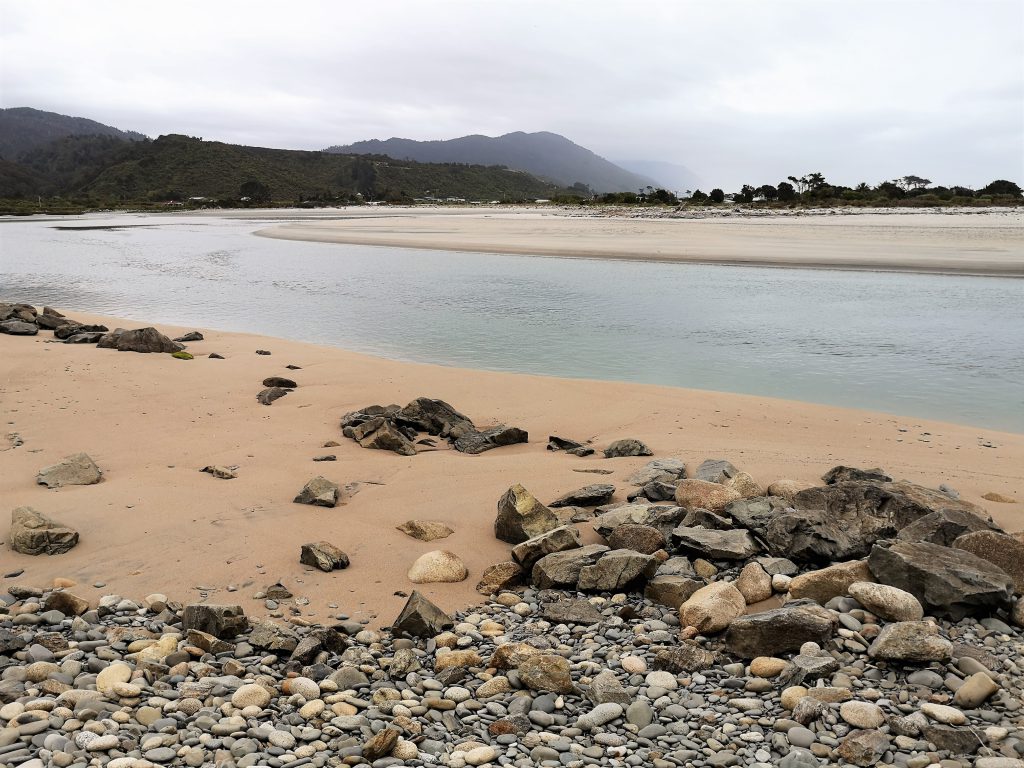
[725, 496, 791, 533]
[603, 439, 652, 458]
[262, 376, 297, 388]
[181, 604, 248, 638]
[392, 591, 453, 637]
[293, 476, 341, 507]
[187, 629, 233, 655]
[36, 452, 101, 488]
[532, 544, 609, 589]
[679, 581, 746, 634]
[656, 556, 698, 578]
[550, 484, 615, 507]
[248, 618, 299, 652]
[694, 458, 739, 483]
[674, 479, 741, 512]
[407, 550, 468, 583]
[678, 507, 734, 529]
[867, 620, 953, 662]
[9, 507, 79, 555]
[257, 386, 289, 405]
[788, 560, 873, 604]
[518, 654, 574, 693]
[453, 425, 528, 454]
[200, 465, 236, 479]
[725, 603, 836, 657]
[897, 508, 999, 546]
[644, 574, 703, 607]
[97, 327, 183, 353]
[757, 556, 799, 576]
[512, 526, 581, 571]
[607, 524, 666, 554]
[592, 503, 686, 539]
[795, 479, 989, 527]
[735, 562, 772, 604]
[672, 526, 759, 560]
[63, 332, 105, 344]
[953, 530, 1024, 592]
[475, 561, 525, 595]
[653, 643, 715, 672]
[632, 479, 680, 502]
[836, 730, 891, 766]
[918, 724, 982, 755]
[395, 397, 474, 435]
[868, 541, 1014, 619]
[54, 322, 108, 339]
[577, 549, 658, 591]
[628, 458, 686, 486]
[299, 541, 349, 572]
[540, 598, 604, 625]
[340, 404, 400, 430]
[848, 581, 923, 621]
[0, 629, 27, 654]
[42, 591, 89, 616]
[173, 331, 204, 342]
[495, 484, 560, 544]
[587, 669, 631, 706]
[822, 465, 892, 484]
[0, 320, 38, 335]
[546, 435, 595, 456]
[396, 520, 454, 541]
[358, 420, 417, 456]
[0, 302, 37, 322]
[362, 727, 399, 760]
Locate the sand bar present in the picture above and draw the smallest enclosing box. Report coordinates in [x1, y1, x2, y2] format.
[2, 311, 1022, 626]
[257, 207, 1024, 276]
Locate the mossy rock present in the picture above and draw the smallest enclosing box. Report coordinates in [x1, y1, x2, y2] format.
[171, 351, 194, 360]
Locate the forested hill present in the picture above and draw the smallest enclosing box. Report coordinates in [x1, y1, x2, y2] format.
[0, 107, 146, 161]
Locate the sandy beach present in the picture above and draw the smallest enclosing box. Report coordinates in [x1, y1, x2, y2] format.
[2, 310, 1022, 627]
[256, 207, 1024, 276]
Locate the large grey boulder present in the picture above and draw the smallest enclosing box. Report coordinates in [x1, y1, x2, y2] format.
[0, 320, 38, 335]
[897, 507, 999, 547]
[952, 530, 1024, 593]
[867, 620, 953, 662]
[395, 397, 473, 435]
[511, 525, 581, 571]
[644, 575, 703, 608]
[694, 458, 739, 483]
[724, 602, 837, 658]
[97, 327, 183, 353]
[867, 541, 1014, 619]
[0, 302, 37, 322]
[592, 503, 686, 539]
[627, 458, 686, 486]
[257, 387, 289, 405]
[9, 507, 79, 555]
[392, 591, 453, 638]
[358, 420, 417, 456]
[532, 544, 609, 589]
[495, 484, 559, 544]
[540, 598, 604, 625]
[603, 439, 652, 458]
[550, 484, 615, 508]
[653, 643, 716, 672]
[452, 425, 528, 454]
[300, 541, 350, 572]
[672, 526, 760, 560]
[607, 523, 666, 554]
[293, 476, 341, 507]
[182, 604, 249, 638]
[577, 549, 659, 591]
[36, 452, 101, 488]
[822, 465, 892, 484]
[587, 669, 631, 706]
[679, 581, 746, 634]
[248, 618, 299, 652]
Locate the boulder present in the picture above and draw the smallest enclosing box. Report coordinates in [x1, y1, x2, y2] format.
[674, 479, 741, 512]
[9, 507, 79, 555]
[644, 575, 703, 608]
[867, 621, 952, 662]
[735, 562, 772, 604]
[627, 458, 686, 486]
[358, 421, 417, 456]
[722, 471, 764, 498]
[607, 523, 666, 554]
[656, 556, 697, 578]
[822, 466, 892, 484]
[653, 643, 716, 672]
[42, 591, 89, 616]
[392, 591, 453, 637]
[257, 386, 289, 405]
[724, 603, 836, 658]
[577, 549, 659, 591]
[174, 331, 204, 342]
[494, 484, 560, 544]
[679, 581, 746, 634]
[532, 544, 609, 589]
[952, 671, 1000, 709]
[725, 496, 792, 533]
[672, 526, 759, 560]
[97, 327, 183, 353]
[766, 479, 813, 501]
[550, 484, 615, 507]
[788, 560, 873, 604]
[848, 581, 923, 621]
[293, 476, 341, 507]
[299, 541, 350, 572]
[952, 530, 1024, 593]
[587, 669, 631, 706]
[867, 541, 1014, 619]
[395, 397, 473, 435]
[540, 598, 604, 625]
[603, 439, 652, 458]
[182, 604, 248, 638]
[694, 458, 739, 483]
[407, 550, 468, 583]
[836, 730, 891, 767]
[511, 525, 581, 571]
[592, 503, 686, 539]
[0, 302, 37, 322]
[518, 654, 574, 693]
[452, 425, 528, 454]
[475, 561, 525, 595]
[897, 508, 999, 546]
[262, 376, 296, 388]
[54, 322, 108, 339]
[0, 320, 38, 335]
[36, 452, 101, 488]
[396, 520, 454, 541]
[63, 331, 106, 344]
[546, 435, 595, 456]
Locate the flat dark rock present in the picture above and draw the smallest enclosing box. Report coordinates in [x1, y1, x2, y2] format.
[257, 387, 290, 405]
[263, 376, 297, 388]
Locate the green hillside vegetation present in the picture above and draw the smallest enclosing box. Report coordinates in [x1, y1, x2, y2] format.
[0, 107, 146, 160]
[0, 134, 568, 212]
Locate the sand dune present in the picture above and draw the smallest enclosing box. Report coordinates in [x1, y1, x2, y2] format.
[1, 311, 1022, 627]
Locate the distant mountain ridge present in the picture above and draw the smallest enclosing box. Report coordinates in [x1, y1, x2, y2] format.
[0, 107, 147, 161]
[326, 131, 659, 193]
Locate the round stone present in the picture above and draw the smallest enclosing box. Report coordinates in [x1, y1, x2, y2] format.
[282, 677, 320, 699]
[788, 727, 816, 748]
[644, 671, 678, 691]
[231, 683, 271, 709]
[921, 702, 967, 725]
[95, 662, 132, 693]
[267, 730, 295, 749]
[620, 655, 647, 674]
[840, 700, 886, 729]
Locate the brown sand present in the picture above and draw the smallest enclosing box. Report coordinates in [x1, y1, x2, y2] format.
[2, 311, 1022, 627]
[257, 207, 1024, 276]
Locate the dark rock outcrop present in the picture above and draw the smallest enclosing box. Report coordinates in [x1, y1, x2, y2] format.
[672, 526, 760, 560]
[182, 604, 249, 638]
[546, 435, 594, 456]
[724, 602, 837, 658]
[896, 508, 999, 546]
[293, 476, 341, 507]
[495, 484, 559, 544]
[532, 544, 609, 589]
[822, 465, 892, 484]
[257, 387, 290, 405]
[97, 327, 183, 353]
[0, 320, 38, 335]
[300, 541, 350, 571]
[392, 591, 453, 637]
[511, 526, 582, 571]
[577, 549, 659, 591]
[603, 439, 652, 458]
[263, 376, 297, 388]
[550, 484, 615, 508]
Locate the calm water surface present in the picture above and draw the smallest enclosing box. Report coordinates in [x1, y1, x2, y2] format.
[2, 212, 1022, 432]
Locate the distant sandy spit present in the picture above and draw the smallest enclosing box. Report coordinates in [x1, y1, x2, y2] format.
[1, 312, 1022, 627]
[256, 207, 1024, 276]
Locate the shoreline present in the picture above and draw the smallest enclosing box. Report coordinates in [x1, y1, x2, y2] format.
[254, 207, 1024, 277]
[2, 309, 1022, 627]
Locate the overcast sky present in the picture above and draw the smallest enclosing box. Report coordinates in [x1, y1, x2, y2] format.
[2, 1, 1021, 190]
